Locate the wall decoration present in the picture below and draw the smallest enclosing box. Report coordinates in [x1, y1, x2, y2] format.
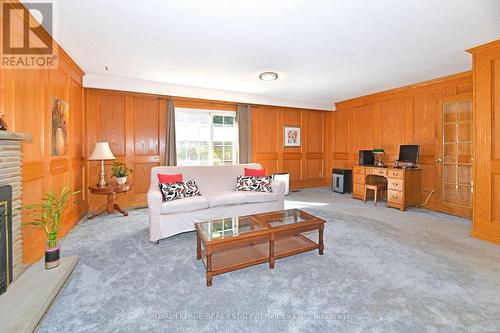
[284, 126, 301, 147]
[50, 96, 69, 156]
[0, 111, 7, 130]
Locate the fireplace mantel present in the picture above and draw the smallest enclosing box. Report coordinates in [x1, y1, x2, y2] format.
[0, 131, 32, 142]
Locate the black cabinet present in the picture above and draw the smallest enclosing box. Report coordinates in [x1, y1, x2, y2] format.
[332, 169, 352, 194]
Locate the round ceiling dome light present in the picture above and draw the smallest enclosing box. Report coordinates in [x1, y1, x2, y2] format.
[259, 71, 278, 81]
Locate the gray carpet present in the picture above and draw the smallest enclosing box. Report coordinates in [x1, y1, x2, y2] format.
[37, 188, 500, 333]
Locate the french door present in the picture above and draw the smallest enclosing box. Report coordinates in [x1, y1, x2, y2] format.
[436, 93, 473, 218]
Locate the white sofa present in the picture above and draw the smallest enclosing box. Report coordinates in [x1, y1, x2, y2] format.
[147, 163, 285, 242]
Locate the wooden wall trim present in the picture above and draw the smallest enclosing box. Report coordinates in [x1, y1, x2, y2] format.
[328, 71, 474, 219]
[471, 229, 500, 245]
[85, 88, 330, 113]
[1, 2, 87, 263]
[468, 39, 500, 244]
[86, 76, 477, 220]
[251, 106, 328, 189]
[335, 71, 472, 109]
[85, 88, 334, 208]
[466, 39, 500, 54]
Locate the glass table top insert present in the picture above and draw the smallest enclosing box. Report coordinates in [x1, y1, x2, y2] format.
[198, 216, 266, 241]
[258, 209, 310, 227]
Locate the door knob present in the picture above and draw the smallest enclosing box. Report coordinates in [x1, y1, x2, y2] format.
[435, 157, 443, 163]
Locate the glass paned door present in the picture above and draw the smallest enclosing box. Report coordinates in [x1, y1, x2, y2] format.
[442, 99, 472, 208]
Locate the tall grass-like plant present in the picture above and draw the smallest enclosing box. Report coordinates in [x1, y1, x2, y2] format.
[24, 186, 79, 248]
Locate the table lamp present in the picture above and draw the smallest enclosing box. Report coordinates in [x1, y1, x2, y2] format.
[372, 148, 385, 167]
[89, 142, 116, 187]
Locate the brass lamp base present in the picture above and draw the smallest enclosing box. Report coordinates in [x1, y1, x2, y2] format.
[97, 159, 107, 188]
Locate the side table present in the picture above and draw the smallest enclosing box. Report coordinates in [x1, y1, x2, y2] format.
[88, 183, 132, 219]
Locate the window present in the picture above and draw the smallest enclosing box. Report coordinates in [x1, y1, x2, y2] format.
[176, 108, 237, 166]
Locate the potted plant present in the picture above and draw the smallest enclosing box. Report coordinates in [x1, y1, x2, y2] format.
[111, 161, 133, 185]
[24, 186, 79, 269]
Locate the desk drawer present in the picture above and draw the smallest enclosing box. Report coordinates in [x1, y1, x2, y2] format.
[353, 174, 365, 184]
[387, 190, 403, 204]
[353, 166, 365, 175]
[388, 169, 404, 179]
[388, 178, 403, 191]
[353, 184, 365, 196]
[367, 168, 387, 177]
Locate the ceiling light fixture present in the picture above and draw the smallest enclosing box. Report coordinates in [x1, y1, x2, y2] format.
[259, 71, 278, 81]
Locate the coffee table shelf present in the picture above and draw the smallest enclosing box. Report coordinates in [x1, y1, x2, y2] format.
[195, 209, 325, 286]
[273, 234, 318, 259]
[200, 242, 269, 272]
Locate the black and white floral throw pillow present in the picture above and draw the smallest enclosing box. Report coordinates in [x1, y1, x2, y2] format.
[159, 180, 201, 202]
[235, 175, 273, 192]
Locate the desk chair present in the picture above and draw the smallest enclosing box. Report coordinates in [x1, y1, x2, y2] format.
[363, 183, 387, 206]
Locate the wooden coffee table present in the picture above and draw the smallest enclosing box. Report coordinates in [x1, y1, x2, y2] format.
[195, 209, 325, 286]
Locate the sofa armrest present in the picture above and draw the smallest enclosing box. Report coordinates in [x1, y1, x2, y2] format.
[272, 179, 286, 198]
[147, 183, 163, 215]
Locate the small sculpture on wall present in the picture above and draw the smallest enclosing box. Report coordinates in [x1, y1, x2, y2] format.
[0, 111, 7, 131]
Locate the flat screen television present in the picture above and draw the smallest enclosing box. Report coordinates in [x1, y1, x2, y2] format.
[398, 145, 419, 164]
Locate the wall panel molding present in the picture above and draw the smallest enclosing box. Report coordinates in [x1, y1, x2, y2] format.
[330, 72, 473, 218]
[468, 39, 500, 244]
[1, 7, 86, 262]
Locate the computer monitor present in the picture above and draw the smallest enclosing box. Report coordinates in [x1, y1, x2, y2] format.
[398, 145, 419, 164]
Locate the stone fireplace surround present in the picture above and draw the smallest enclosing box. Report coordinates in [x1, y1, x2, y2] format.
[0, 131, 32, 282]
[0, 131, 80, 333]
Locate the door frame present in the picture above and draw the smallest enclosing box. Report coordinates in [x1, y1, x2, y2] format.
[434, 92, 473, 218]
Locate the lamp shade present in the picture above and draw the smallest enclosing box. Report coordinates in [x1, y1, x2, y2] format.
[372, 148, 385, 154]
[89, 142, 116, 160]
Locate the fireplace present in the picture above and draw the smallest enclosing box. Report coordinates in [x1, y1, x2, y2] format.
[0, 130, 31, 286]
[0, 185, 12, 295]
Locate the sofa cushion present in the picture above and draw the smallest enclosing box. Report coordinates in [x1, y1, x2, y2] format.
[236, 175, 273, 192]
[244, 167, 266, 177]
[151, 164, 263, 195]
[244, 191, 278, 203]
[159, 180, 201, 202]
[161, 196, 209, 215]
[158, 173, 183, 183]
[206, 191, 246, 208]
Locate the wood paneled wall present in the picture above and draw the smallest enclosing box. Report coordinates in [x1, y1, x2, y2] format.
[252, 106, 327, 188]
[468, 40, 500, 244]
[85, 89, 331, 209]
[85, 89, 166, 209]
[325, 72, 473, 215]
[1, 6, 86, 263]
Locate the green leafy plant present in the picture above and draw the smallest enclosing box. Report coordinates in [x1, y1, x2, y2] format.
[23, 186, 80, 248]
[111, 161, 133, 178]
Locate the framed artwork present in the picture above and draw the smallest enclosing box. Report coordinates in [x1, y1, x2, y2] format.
[50, 96, 69, 156]
[284, 126, 301, 147]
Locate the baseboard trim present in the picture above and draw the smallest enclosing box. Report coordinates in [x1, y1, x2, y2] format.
[471, 230, 500, 245]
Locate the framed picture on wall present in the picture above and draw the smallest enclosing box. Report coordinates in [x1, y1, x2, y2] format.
[284, 126, 301, 147]
[50, 96, 69, 156]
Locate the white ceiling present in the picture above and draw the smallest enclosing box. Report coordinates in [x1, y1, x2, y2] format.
[51, 0, 500, 110]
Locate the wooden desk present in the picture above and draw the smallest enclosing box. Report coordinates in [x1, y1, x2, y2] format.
[352, 166, 422, 211]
